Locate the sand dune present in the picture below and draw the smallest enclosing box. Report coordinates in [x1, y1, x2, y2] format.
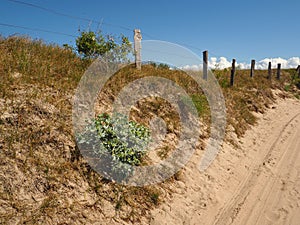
[149, 95, 300, 225]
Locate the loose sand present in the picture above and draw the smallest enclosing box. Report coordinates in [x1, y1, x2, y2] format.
[149, 95, 300, 225]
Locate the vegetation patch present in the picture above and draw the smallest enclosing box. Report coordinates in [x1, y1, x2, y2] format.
[78, 113, 151, 179]
[0, 35, 299, 224]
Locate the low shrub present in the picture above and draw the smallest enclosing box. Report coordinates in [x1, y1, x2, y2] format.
[77, 113, 150, 180]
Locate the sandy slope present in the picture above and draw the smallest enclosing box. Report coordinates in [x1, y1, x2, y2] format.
[149, 94, 300, 225]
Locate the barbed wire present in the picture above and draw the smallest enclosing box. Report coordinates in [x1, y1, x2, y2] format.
[4, 0, 209, 54]
[6, 0, 133, 31]
[0, 22, 77, 37]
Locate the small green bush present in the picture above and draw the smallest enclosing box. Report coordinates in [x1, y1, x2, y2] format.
[75, 31, 132, 60]
[78, 113, 150, 179]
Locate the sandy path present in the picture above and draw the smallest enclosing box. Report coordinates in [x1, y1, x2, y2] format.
[149, 95, 300, 225]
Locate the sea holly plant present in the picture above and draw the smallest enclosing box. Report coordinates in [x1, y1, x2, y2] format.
[77, 113, 151, 181]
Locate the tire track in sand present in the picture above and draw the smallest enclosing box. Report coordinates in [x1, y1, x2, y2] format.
[213, 111, 300, 225]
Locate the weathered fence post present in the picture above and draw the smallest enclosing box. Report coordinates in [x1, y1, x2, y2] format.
[277, 63, 281, 80]
[296, 66, 300, 88]
[203, 50, 208, 80]
[250, 59, 255, 77]
[268, 62, 272, 80]
[134, 29, 142, 70]
[297, 65, 300, 78]
[230, 59, 236, 86]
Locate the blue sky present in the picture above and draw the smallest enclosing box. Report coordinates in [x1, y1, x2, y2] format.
[1, 0, 300, 65]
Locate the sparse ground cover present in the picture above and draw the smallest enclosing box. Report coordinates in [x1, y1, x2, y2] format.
[0, 36, 299, 224]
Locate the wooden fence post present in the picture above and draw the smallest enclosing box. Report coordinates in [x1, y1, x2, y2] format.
[268, 62, 272, 80]
[277, 63, 281, 80]
[230, 59, 236, 86]
[250, 59, 255, 77]
[296, 65, 300, 89]
[134, 29, 142, 70]
[203, 50, 208, 80]
[297, 65, 300, 78]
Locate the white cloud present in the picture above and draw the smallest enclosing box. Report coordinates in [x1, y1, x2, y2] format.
[209, 57, 232, 69]
[248, 57, 300, 69]
[181, 64, 202, 71]
[182, 57, 300, 70]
